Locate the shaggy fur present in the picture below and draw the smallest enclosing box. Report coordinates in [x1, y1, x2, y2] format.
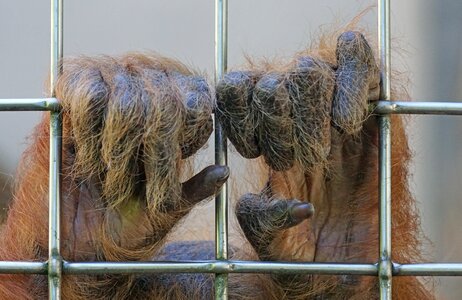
[0, 29, 434, 299]
[218, 29, 433, 299]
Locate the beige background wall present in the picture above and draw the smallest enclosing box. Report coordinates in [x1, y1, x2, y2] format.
[1, 1, 461, 298]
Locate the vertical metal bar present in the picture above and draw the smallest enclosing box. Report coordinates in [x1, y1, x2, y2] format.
[49, 0, 63, 299]
[378, 0, 392, 299]
[214, 0, 228, 299]
[48, 113, 62, 300]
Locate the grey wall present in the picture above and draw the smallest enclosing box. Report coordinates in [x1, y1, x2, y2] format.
[1, 0, 461, 298]
[408, 1, 462, 298]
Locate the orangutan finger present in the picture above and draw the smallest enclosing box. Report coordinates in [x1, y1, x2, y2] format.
[289, 56, 335, 170]
[369, 85, 380, 101]
[100, 65, 147, 208]
[141, 69, 184, 215]
[333, 31, 380, 134]
[288, 201, 315, 224]
[174, 74, 214, 158]
[216, 71, 261, 158]
[55, 57, 111, 179]
[236, 192, 314, 259]
[264, 199, 315, 229]
[237, 193, 314, 230]
[181, 165, 230, 205]
[253, 73, 295, 171]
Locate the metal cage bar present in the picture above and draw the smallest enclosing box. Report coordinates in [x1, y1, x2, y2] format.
[374, 101, 462, 115]
[5, 100, 462, 115]
[3, 260, 462, 277]
[378, 0, 392, 299]
[0, 98, 59, 111]
[48, 0, 63, 299]
[1, 1, 462, 300]
[214, 0, 229, 299]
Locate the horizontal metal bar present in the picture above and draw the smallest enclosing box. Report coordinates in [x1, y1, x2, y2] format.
[2, 99, 462, 115]
[2, 260, 462, 277]
[394, 263, 462, 276]
[63, 261, 378, 275]
[0, 98, 59, 111]
[375, 101, 462, 115]
[0, 262, 48, 274]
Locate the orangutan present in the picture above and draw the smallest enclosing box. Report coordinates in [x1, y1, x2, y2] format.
[0, 30, 433, 299]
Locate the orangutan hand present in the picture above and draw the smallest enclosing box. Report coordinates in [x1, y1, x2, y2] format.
[54, 54, 226, 261]
[56, 54, 216, 212]
[229, 32, 380, 265]
[216, 31, 379, 172]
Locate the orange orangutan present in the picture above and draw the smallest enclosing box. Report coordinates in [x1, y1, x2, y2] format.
[0, 29, 433, 299]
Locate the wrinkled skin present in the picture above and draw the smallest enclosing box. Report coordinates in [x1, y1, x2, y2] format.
[0, 32, 433, 299]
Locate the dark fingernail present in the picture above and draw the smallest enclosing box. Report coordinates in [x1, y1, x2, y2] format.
[213, 165, 230, 186]
[290, 202, 314, 221]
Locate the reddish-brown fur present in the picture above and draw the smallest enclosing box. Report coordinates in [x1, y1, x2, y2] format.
[0, 32, 434, 299]
[260, 115, 432, 299]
